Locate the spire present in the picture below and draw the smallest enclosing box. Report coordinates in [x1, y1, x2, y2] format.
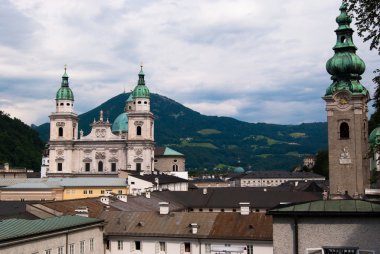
[325, 2, 368, 97]
[61, 64, 69, 87]
[138, 64, 145, 86]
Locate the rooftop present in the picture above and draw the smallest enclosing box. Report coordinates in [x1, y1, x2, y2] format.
[155, 147, 184, 157]
[130, 173, 188, 184]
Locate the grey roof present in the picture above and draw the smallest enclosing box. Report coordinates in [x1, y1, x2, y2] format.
[0, 215, 103, 243]
[268, 200, 380, 216]
[4, 182, 62, 189]
[100, 211, 272, 241]
[130, 174, 188, 184]
[0, 201, 39, 220]
[151, 188, 322, 209]
[56, 177, 127, 187]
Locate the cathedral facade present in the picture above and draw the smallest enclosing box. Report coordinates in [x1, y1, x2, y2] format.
[47, 67, 155, 177]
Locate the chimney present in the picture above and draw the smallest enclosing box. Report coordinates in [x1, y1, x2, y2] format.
[117, 194, 127, 202]
[145, 191, 151, 198]
[239, 202, 250, 215]
[4, 163, 9, 172]
[190, 223, 198, 234]
[203, 188, 207, 195]
[100, 196, 110, 205]
[159, 202, 169, 215]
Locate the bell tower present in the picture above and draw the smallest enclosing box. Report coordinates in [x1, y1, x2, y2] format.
[323, 3, 370, 196]
[48, 66, 78, 175]
[127, 66, 155, 173]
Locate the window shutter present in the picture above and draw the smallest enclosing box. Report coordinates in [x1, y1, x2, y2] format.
[180, 243, 185, 254]
[155, 242, 159, 254]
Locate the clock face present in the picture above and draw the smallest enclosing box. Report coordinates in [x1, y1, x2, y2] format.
[335, 93, 350, 109]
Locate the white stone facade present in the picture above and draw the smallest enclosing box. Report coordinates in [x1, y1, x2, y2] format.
[46, 69, 155, 177]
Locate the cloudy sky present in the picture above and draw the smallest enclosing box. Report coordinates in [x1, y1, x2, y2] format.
[0, 0, 378, 126]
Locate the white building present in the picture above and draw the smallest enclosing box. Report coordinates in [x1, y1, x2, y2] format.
[0, 215, 104, 254]
[101, 203, 273, 254]
[46, 66, 155, 177]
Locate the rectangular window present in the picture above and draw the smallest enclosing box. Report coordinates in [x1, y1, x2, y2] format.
[83, 190, 87, 194]
[80, 241, 85, 254]
[118, 190, 123, 194]
[69, 243, 74, 254]
[101, 190, 105, 194]
[135, 241, 141, 250]
[118, 240, 123, 250]
[58, 247, 64, 254]
[159, 242, 166, 252]
[90, 238, 94, 251]
[205, 243, 211, 254]
[85, 163, 90, 172]
[184, 242, 191, 253]
[45, 250, 51, 254]
[136, 163, 141, 172]
[111, 162, 117, 172]
[247, 245, 254, 254]
[89, 190, 93, 194]
[57, 163, 62, 171]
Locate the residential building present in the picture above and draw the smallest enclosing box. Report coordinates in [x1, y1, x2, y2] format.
[0, 215, 104, 254]
[154, 147, 186, 173]
[229, 171, 325, 187]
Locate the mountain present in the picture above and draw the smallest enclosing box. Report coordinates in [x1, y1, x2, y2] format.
[0, 111, 44, 171]
[34, 93, 328, 170]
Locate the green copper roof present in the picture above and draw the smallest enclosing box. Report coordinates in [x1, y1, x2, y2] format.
[56, 68, 74, 101]
[132, 66, 150, 98]
[164, 147, 184, 156]
[112, 112, 129, 133]
[325, 3, 368, 97]
[369, 125, 380, 147]
[126, 92, 134, 102]
[0, 216, 102, 242]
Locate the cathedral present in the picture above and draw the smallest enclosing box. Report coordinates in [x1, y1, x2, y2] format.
[46, 66, 157, 177]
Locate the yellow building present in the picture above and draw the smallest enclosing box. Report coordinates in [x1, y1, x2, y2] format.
[0, 178, 128, 201]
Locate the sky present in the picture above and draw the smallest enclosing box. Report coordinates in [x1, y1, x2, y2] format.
[0, 0, 378, 126]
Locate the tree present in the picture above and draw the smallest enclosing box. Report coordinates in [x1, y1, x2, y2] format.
[344, 0, 380, 54]
[368, 71, 380, 132]
[311, 150, 329, 178]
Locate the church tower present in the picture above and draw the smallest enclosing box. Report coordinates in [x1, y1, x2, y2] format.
[127, 66, 155, 173]
[48, 67, 78, 174]
[323, 3, 370, 196]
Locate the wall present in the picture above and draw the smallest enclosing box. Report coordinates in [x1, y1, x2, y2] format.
[273, 216, 380, 254]
[0, 189, 63, 201]
[63, 187, 128, 200]
[155, 156, 185, 172]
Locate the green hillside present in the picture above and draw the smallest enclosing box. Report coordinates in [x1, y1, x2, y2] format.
[34, 93, 328, 170]
[0, 111, 44, 171]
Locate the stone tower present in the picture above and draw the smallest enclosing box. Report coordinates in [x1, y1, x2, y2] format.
[49, 67, 78, 173]
[127, 66, 155, 173]
[323, 3, 370, 196]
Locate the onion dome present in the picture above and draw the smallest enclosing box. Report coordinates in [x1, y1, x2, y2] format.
[325, 3, 368, 97]
[132, 66, 150, 98]
[112, 112, 128, 133]
[369, 125, 380, 148]
[234, 167, 245, 173]
[56, 66, 74, 100]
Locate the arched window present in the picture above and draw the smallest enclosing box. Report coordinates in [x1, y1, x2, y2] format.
[340, 122, 349, 139]
[98, 161, 103, 172]
[137, 126, 142, 136]
[58, 127, 63, 137]
[173, 164, 178, 172]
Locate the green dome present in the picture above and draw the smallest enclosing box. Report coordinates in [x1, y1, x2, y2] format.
[325, 3, 368, 98]
[132, 66, 150, 98]
[326, 52, 365, 78]
[369, 126, 380, 147]
[234, 167, 245, 173]
[56, 68, 74, 101]
[112, 112, 128, 133]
